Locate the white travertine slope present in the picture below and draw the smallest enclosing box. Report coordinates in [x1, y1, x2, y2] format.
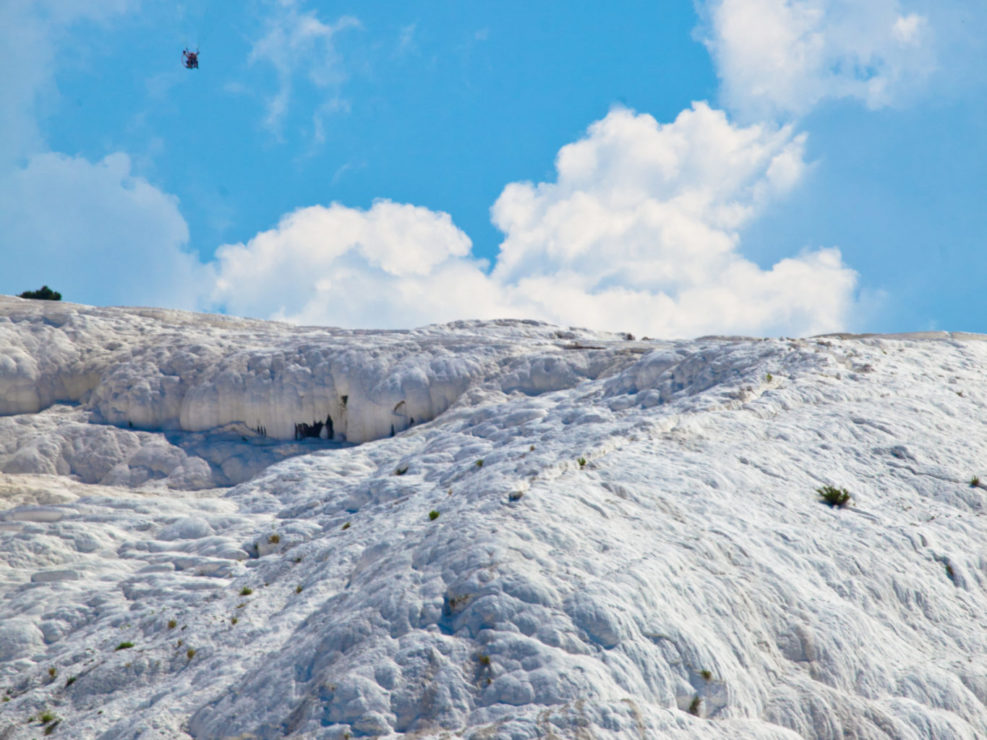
[0, 296, 985, 739]
[0, 296, 625, 487]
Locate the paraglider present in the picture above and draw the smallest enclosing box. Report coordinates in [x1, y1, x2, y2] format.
[182, 48, 199, 69]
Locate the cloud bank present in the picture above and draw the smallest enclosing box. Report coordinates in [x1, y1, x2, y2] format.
[3, 3, 863, 338]
[699, 0, 935, 119]
[211, 200, 501, 329]
[210, 104, 858, 338]
[0, 153, 209, 308]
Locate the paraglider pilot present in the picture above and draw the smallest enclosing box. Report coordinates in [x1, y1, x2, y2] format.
[183, 49, 199, 69]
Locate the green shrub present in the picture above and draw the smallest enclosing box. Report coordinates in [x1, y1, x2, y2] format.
[817, 485, 851, 508]
[167, 619, 177, 629]
[688, 696, 701, 716]
[240, 587, 253, 596]
[186, 648, 196, 660]
[115, 641, 134, 651]
[39, 712, 55, 723]
[268, 533, 280, 544]
[475, 459, 484, 468]
[428, 510, 440, 521]
[944, 561, 957, 583]
[577, 457, 587, 468]
[342, 521, 351, 530]
[700, 669, 712, 681]
[970, 476, 980, 488]
[65, 677, 76, 687]
[19, 286, 61, 301]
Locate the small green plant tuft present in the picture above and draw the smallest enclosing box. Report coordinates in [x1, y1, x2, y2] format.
[231, 616, 238, 625]
[970, 476, 980, 488]
[115, 641, 134, 651]
[39, 712, 55, 724]
[342, 522, 351, 530]
[45, 721, 60, 735]
[295, 585, 303, 593]
[395, 465, 409, 476]
[48, 667, 56, 678]
[529, 445, 535, 451]
[268, 533, 280, 544]
[475, 459, 484, 468]
[167, 619, 177, 629]
[65, 676, 76, 687]
[428, 510, 440, 521]
[577, 456, 587, 468]
[240, 587, 253, 596]
[477, 653, 491, 667]
[19, 286, 61, 301]
[700, 669, 712, 681]
[765, 373, 773, 382]
[688, 696, 701, 716]
[945, 562, 956, 583]
[186, 648, 196, 660]
[817, 485, 851, 508]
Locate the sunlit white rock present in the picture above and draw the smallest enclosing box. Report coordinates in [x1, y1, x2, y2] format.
[0, 297, 985, 738]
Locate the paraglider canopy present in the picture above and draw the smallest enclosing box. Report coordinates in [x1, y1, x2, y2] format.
[182, 48, 199, 69]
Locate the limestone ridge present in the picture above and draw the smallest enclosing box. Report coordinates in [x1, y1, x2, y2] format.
[1, 297, 985, 738]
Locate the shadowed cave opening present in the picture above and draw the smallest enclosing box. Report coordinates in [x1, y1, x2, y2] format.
[294, 414, 334, 441]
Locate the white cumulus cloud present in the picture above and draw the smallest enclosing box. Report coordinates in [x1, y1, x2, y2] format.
[209, 104, 859, 338]
[699, 0, 935, 119]
[0, 153, 209, 308]
[492, 103, 807, 287]
[210, 200, 505, 328]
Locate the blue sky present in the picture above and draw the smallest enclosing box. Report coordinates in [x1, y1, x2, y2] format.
[2, 0, 984, 338]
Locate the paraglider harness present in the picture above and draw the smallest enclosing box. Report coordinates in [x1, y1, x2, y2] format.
[182, 48, 199, 69]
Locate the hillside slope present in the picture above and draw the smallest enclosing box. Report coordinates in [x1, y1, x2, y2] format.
[1, 297, 985, 739]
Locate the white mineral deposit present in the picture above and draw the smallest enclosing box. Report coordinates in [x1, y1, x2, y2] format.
[1, 296, 985, 738]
